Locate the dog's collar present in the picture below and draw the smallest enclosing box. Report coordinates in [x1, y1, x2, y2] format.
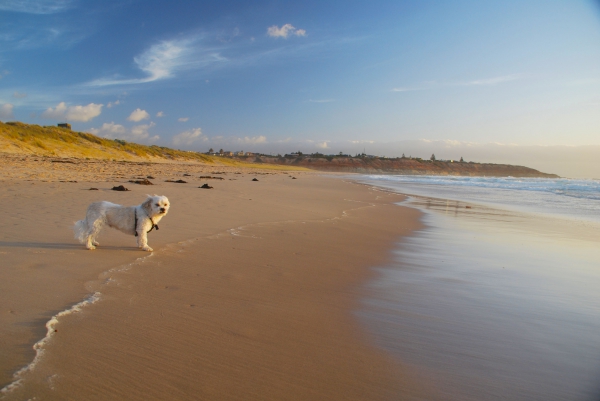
[134, 209, 159, 237]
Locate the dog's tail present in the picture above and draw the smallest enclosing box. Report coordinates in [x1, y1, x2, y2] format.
[73, 219, 88, 243]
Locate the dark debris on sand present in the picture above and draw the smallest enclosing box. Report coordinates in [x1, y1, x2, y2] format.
[166, 179, 187, 183]
[129, 179, 154, 185]
[199, 184, 213, 189]
[111, 185, 129, 191]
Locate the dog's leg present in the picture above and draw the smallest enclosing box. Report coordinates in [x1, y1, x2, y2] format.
[86, 218, 104, 250]
[138, 230, 153, 252]
[85, 237, 96, 250]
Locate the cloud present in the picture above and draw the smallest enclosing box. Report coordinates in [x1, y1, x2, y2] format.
[88, 121, 158, 143]
[315, 141, 329, 149]
[12, 91, 27, 98]
[217, 27, 241, 43]
[134, 41, 186, 82]
[106, 100, 120, 108]
[172, 128, 206, 146]
[267, 24, 307, 38]
[393, 75, 521, 93]
[88, 122, 127, 137]
[41, 102, 103, 122]
[457, 74, 522, 86]
[0, 24, 84, 51]
[391, 87, 423, 92]
[127, 108, 150, 122]
[131, 122, 158, 142]
[178, 117, 189, 122]
[0, 0, 73, 14]
[0, 103, 15, 119]
[239, 136, 267, 144]
[156, 111, 165, 117]
[87, 36, 227, 87]
[0, 70, 9, 79]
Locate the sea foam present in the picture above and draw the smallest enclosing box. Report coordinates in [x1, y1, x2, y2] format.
[0, 292, 101, 395]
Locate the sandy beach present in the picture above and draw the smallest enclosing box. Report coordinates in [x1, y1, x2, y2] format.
[0, 154, 433, 400]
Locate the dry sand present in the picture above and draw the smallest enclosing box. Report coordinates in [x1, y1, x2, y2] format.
[0, 154, 434, 400]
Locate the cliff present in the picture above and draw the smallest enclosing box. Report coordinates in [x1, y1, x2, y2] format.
[249, 155, 560, 178]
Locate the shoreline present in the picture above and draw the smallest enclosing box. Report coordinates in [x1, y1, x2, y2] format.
[0, 159, 435, 400]
[357, 177, 600, 400]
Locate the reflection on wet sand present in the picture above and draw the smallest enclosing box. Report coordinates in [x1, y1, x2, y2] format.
[360, 194, 600, 401]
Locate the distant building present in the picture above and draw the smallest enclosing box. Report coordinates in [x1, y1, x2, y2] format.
[235, 151, 245, 156]
[58, 123, 71, 130]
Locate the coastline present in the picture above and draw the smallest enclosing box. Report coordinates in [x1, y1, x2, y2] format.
[356, 176, 600, 400]
[0, 159, 434, 400]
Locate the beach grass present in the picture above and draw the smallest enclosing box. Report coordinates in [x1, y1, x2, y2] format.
[0, 121, 309, 171]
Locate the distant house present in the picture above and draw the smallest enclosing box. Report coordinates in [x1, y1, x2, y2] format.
[245, 152, 254, 157]
[235, 151, 245, 156]
[222, 151, 234, 156]
[58, 123, 71, 130]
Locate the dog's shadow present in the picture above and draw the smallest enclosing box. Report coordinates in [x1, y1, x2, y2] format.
[0, 241, 142, 251]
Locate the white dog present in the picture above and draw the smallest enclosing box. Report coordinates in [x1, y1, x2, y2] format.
[74, 195, 170, 251]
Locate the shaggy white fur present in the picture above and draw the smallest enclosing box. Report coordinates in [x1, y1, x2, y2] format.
[74, 195, 170, 251]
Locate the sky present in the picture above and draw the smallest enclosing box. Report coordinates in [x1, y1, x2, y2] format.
[1, 0, 600, 177]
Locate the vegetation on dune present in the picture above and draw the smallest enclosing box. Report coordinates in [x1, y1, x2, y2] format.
[0, 121, 309, 171]
[0, 121, 215, 162]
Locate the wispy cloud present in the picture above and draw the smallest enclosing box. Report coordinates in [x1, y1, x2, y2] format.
[393, 75, 522, 93]
[454, 74, 523, 86]
[42, 102, 102, 122]
[12, 91, 27, 98]
[178, 117, 189, 122]
[87, 36, 227, 87]
[391, 87, 425, 93]
[238, 135, 267, 144]
[156, 111, 165, 117]
[267, 24, 307, 39]
[0, 0, 74, 14]
[0, 24, 85, 50]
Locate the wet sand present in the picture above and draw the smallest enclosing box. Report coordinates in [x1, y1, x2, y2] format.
[358, 192, 600, 401]
[0, 155, 432, 400]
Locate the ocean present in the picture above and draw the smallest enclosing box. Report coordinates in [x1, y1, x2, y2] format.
[356, 175, 600, 400]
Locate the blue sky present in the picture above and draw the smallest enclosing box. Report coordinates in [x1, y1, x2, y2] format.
[1, 0, 600, 176]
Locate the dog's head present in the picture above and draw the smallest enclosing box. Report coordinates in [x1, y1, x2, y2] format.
[142, 195, 170, 217]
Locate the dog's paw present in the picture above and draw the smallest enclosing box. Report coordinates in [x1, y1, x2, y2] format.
[86, 245, 96, 250]
[142, 246, 153, 252]
[92, 241, 100, 246]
